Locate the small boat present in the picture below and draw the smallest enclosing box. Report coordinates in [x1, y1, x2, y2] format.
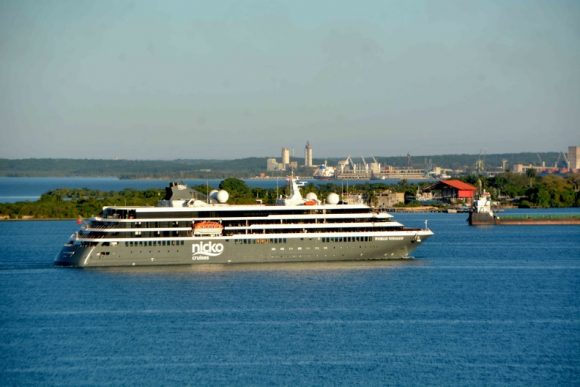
[193, 221, 223, 236]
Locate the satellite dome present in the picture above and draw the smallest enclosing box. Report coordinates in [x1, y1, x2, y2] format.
[209, 190, 219, 200]
[327, 193, 340, 205]
[217, 190, 229, 203]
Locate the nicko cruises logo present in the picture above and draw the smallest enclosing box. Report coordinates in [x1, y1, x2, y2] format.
[192, 241, 224, 259]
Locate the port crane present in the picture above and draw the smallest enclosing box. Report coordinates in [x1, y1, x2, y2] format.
[536, 153, 546, 168]
[338, 155, 357, 173]
[562, 151, 570, 169]
[361, 156, 369, 172]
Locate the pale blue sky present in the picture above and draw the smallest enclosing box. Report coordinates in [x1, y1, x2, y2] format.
[1, 0, 579, 159]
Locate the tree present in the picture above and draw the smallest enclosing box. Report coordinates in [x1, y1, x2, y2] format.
[219, 178, 253, 204]
[526, 168, 537, 188]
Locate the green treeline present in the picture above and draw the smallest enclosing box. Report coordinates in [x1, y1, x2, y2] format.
[0, 158, 268, 179]
[1, 174, 578, 220]
[471, 172, 580, 208]
[0, 188, 164, 220]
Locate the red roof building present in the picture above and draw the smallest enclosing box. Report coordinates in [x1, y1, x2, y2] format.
[422, 179, 478, 204]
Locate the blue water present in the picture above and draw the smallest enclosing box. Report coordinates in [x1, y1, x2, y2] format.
[1, 213, 579, 385]
[0, 177, 428, 203]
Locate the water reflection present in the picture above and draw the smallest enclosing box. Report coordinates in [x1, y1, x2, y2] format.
[93, 259, 425, 275]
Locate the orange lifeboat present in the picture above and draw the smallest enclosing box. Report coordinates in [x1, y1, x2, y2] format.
[193, 221, 223, 236]
[304, 200, 317, 206]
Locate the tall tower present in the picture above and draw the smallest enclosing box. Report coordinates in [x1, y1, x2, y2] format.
[281, 147, 290, 166]
[304, 141, 313, 167]
[568, 146, 580, 170]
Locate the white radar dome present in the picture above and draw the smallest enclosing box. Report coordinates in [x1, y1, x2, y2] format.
[217, 190, 229, 203]
[327, 193, 340, 205]
[306, 192, 318, 201]
[209, 190, 219, 200]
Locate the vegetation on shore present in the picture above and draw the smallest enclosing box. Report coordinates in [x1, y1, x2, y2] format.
[0, 173, 578, 220]
[469, 171, 580, 208]
[0, 188, 164, 220]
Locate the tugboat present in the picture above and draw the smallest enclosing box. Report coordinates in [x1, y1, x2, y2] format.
[468, 191, 580, 226]
[468, 191, 495, 225]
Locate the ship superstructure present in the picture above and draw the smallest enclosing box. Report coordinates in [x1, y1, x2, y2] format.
[55, 178, 433, 267]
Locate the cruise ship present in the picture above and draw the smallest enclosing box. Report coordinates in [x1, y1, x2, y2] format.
[55, 178, 433, 268]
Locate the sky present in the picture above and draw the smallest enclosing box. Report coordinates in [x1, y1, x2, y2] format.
[1, 0, 579, 160]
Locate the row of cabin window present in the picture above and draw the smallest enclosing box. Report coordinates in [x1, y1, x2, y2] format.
[125, 240, 185, 247]
[221, 218, 392, 226]
[224, 226, 399, 235]
[101, 206, 371, 222]
[322, 236, 373, 243]
[234, 238, 287, 245]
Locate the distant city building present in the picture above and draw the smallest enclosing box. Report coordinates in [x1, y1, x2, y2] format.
[421, 180, 477, 205]
[265, 146, 296, 172]
[374, 190, 405, 208]
[266, 158, 279, 172]
[342, 193, 365, 205]
[281, 147, 290, 165]
[512, 163, 552, 174]
[512, 163, 528, 173]
[568, 146, 580, 170]
[304, 141, 313, 167]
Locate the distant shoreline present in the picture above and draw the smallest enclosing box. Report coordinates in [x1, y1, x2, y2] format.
[0, 152, 567, 180]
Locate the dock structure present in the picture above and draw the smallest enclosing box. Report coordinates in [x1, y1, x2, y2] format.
[470, 213, 580, 226]
[371, 166, 426, 180]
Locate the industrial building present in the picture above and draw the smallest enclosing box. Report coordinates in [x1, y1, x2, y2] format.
[568, 146, 580, 171]
[304, 141, 313, 167]
[374, 190, 406, 209]
[266, 142, 314, 172]
[281, 147, 290, 166]
[421, 180, 477, 205]
[266, 158, 281, 172]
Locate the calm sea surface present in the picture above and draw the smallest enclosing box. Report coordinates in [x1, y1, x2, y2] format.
[1, 211, 579, 385]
